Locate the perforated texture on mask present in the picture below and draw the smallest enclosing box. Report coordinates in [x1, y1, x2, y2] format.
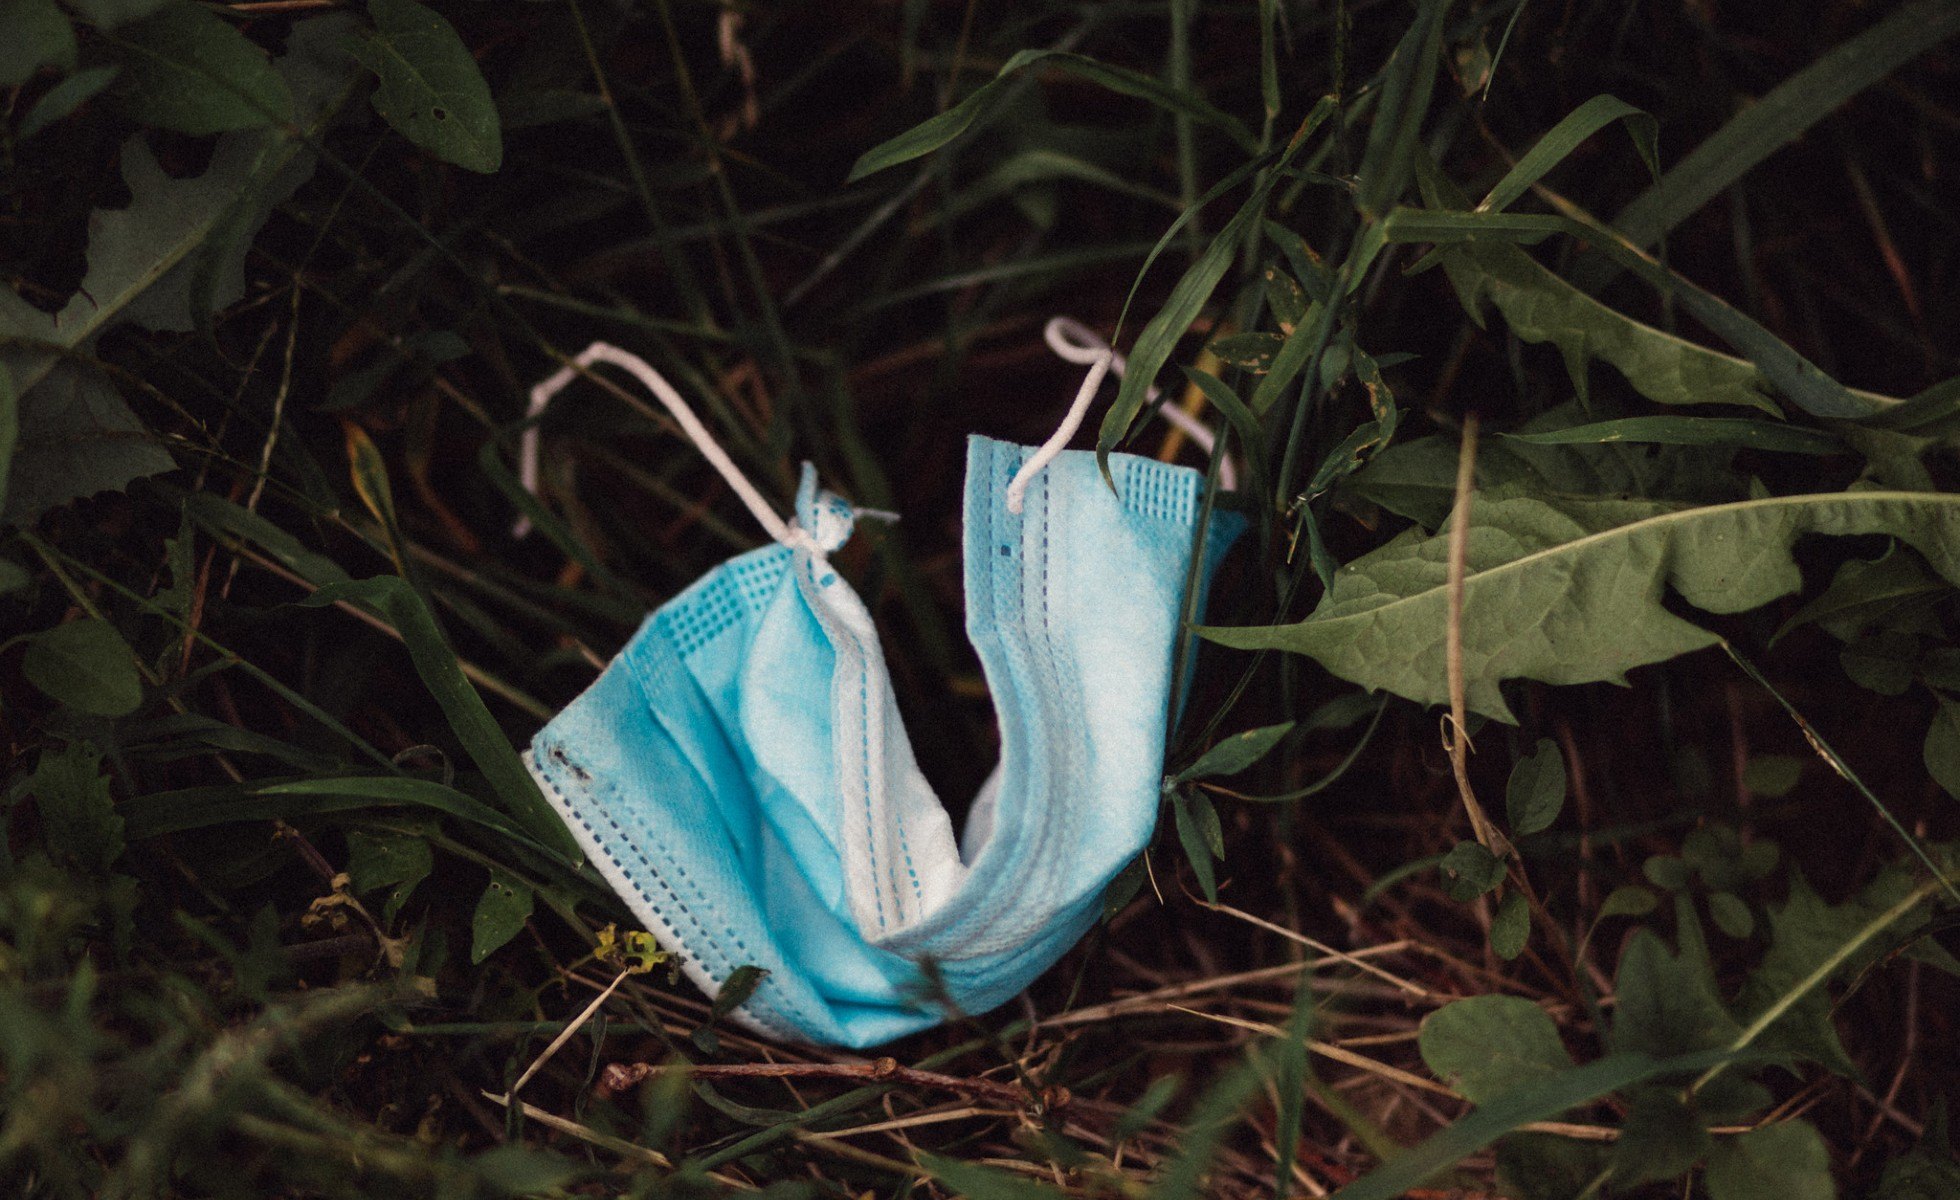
[1120, 457, 1199, 525]
[527, 742, 811, 1043]
[656, 551, 789, 657]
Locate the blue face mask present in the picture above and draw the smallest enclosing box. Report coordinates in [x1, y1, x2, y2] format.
[523, 333, 1241, 1048]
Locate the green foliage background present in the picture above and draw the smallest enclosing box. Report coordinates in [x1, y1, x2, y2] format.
[2, 0, 1958, 1197]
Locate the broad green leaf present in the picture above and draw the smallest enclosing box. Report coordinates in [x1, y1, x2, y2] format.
[24, 618, 143, 717]
[1742, 755, 1803, 798]
[300, 576, 580, 860]
[1611, 1088, 1711, 1187]
[1775, 545, 1951, 645]
[0, 0, 76, 86]
[1873, 1110, 1960, 1200]
[1842, 631, 1917, 695]
[1644, 855, 1691, 891]
[1503, 416, 1842, 457]
[1, 361, 177, 528]
[346, 828, 432, 922]
[1927, 701, 1960, 800]
[1201, 489, 1960, 722]
[1478, 94, 1657, 215]
[1440, 841, 1505, 901]
[1421, 996, 1574, 1104]
[1703, 1121, 1835, 1200]
[20, 64, 121, 139]
[1439, 241, 1775, 414]
[470, 871, 533, 963]
[1709, 892, 1755, 939]
[1, 22, 351, 524]
[1495, 1133, 1610, 1200]
[1328, 1048, 1745, 1200]
[1608, 920, 1742, 1059]
[1263, 264, 1308, 330]
[108, 2, 293, 134]
[1171, 721, 1294, 783]
[1504, 738, 1565, 834]
[27, 741, 125, 874]
[847, 49, 1255, 182]
[351, 0, 502, 173]
[1603, 0, 1960, 257]
[1600, 885, 1658, 920]
[1492, 891, 1530, 960]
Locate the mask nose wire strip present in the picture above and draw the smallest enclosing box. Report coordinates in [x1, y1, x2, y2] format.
[514, 341, 823, 556]
[1011, 317, 1239, 504]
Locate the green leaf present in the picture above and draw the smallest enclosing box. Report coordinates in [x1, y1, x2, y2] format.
[1774, 545, 1951, 645]
[1703, 1121, 1835, 1200]
[1503, 416, 1842, 457]
[1927, 701, 1960, 800]
[2, 362, 178, 527]
[123, 776, 541, 850]
[1611, 1088, 1712, 1188]
[1743, 755, 1804, 798]
[1608, 922, 1742, 1058]
[24, 618, 143, 717]
[1201, 489, 1960, 721]
[346, 829, 432, 923]
[1263, 264, 1308, 330]
[1440, 841, 1505, 902]
[20, 64, 121, 139]
[1492, 891, 1530, 960]
[1172, 721, 1294, 783]
[1600, 885, 1658, 920]
[470, 872, 533, 964]
[1478, 94, 1657, 215]
[351, 0, 502, 174]
[1603, 0, 1960, 257]
[1171, 790, 1222, 903]
[1420, 996, 1575, 1103]
[1354, 0, 1447, 216]
[27, 741, 125, 874]
[299, 577, 580, 861]
[1873, 1107, 1960, 1200]
[1437, 241, 1775, 414]
[1644, 855, 1691, 890]
[1495, 1133, 1611, 1200]
[847, 48, 1255, 182]
[0, 0, 76, 86]
[1709, 892, 1755, 939]
[1206, 332, 1285, 373]
[1842, 632, 1917, 696]
[1504, 738, 1565, 835]
[108, 2, 293, 134]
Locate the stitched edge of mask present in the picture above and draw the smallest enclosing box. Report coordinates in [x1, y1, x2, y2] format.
[522, 748, 801, 1044]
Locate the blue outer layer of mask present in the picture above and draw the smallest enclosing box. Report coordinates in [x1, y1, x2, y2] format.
[528, 436, 1241, 1048]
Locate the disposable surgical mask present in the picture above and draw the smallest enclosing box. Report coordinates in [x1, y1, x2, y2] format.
[519, 323, 1241, 1047]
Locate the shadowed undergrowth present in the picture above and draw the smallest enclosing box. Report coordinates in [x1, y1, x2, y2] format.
[2, 1, 1958, 1197]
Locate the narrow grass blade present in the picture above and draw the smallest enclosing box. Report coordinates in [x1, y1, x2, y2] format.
[1502, 416, 1843, 456]
[301, 576, 581, 861]
[1478, 94, 1656, 215]
[1594, 0, 1960, 268]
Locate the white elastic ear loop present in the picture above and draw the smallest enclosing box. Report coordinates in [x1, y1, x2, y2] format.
[515, 342, 821, 555]
[1005, 319, 1238, 514]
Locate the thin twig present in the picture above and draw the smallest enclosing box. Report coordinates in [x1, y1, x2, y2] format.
[1444, 415, 1510, 858]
